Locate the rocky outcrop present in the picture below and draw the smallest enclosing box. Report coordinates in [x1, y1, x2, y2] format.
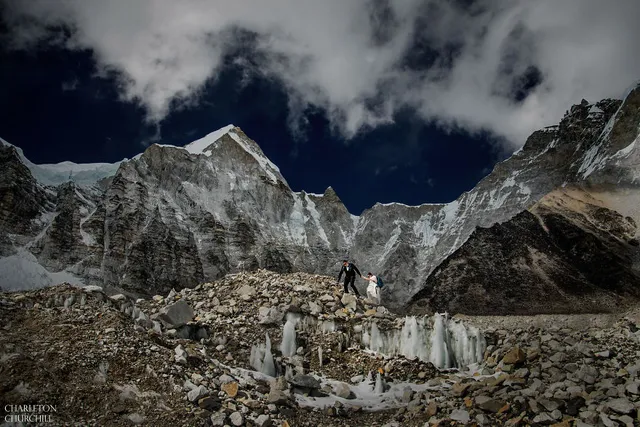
[408, 188, 640, 315]
[352, 94, 637, 307]
[0, 145, 54, 251]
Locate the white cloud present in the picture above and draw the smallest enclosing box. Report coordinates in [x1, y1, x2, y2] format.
[2, 0, 640, 146]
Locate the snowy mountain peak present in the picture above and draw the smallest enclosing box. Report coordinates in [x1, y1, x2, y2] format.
[153, 125, 283, 184]
[182, 124, 236, 155]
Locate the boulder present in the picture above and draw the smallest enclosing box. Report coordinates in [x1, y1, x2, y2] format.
[267, 390, 289, 405]
[258, 306, 284, 325]
[255, 414, 272, 427]
[332, 382, 354, 399]
[289, 374, 321, 390]
[450, 409, 470, 423]
[187, 385, 209, 403]
[221, 381, 239, 398]
[341, 294, 357, 311]
[605, 397, 634, 414]
[236, 285, 256, 297]
[229, 412, 244, 427]
[308, 301, 322, 315]
[152, 299, 194, 328]
[502, 347, 526, 365]
[210, 412, 226, 427]
[198, 396, 221, 411]
[475, 396, 505, 413]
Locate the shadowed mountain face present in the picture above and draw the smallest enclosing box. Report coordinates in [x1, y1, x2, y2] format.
[407, 188, 640, 315]
[1, 84, 639, 310]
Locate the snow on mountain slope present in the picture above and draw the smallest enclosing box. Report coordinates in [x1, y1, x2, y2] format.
[182, 124, 236, 155]
[0, 249, 83, 291]
[0, 137, 124, 187]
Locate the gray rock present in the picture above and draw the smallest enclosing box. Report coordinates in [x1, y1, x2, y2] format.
[351, 375, 364, 383]
[332, 382, 353, 399]
[450, 409, 470, 423]
[258, 306, 284, 325]
[605, 397, 634, 414]
[529, 378, 543, 392]
[577, 365, 599, 384]
[255, 414, 272, 427]
[229, 411, 244, 426]
[219, 374, 235, 383]
[341, 294, 357, 311]
[267, 390, 289, 405]
[210, 412, 226, 427]
[319, 294, 334, 302]
[475, 395, 504, 413]
[187, 385, 208, 403]
[152, 299, 194, 328]
[599, 413, 616, 427]
[236, 285, 256, 297]
[475, 414, 490, 425]
[580, 410, 599, 424]
[625, 381, 639, 395]
[564, 363, 579, 373]
[538, 398, 562, 412]
[549, 352, 567, 363]
[308, 301, 322, 315]
[183, 379, 197, 391]
[126, 413, 145, 424]
[532, 413, 556, 424]
[289, 374, 320, 389]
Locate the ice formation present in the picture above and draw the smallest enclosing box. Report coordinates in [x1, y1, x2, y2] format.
[249, 333, 276, 377]
[363, 313, 486, 369]
[280, 313, 299, 357]
[374, 372, 385, 394]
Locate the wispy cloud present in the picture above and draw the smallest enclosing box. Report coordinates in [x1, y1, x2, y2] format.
[61, 78, 78, 91]
[2, 0, 640, 147]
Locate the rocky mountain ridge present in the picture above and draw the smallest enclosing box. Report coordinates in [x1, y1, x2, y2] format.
[1, 84, 639, 311]
[408, 187, 640, 315]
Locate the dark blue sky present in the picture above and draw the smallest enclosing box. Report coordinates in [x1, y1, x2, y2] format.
[0, 44, 508, 215]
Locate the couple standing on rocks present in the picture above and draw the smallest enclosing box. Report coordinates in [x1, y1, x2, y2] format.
[336, 259, 382, 305]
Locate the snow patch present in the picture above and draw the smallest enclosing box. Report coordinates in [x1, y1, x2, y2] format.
[588, 105, 604, 115]
[288, 196, 308, 246]
[379, 223, 402, 262]
[0, 249, 84, 291]
[413, 213, 439, 248]
[79, 207, 98, 246]
[182, 125, 235, 156]
[1, 137, 123, 187]
[442, 200, 459, 224]
[296, 376, 440, 412]
[613, 135, 638, 159]
[304, 194, 330, 247]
